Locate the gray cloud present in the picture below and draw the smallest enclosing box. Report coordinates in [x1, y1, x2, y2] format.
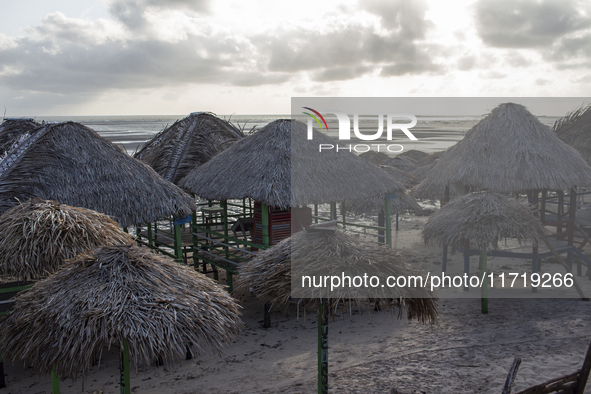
[474, 0, 591, 48]
[312, 66, 372, 82]
[262, 24, 439, 77]
[108, 0, 210, 30]
[360, 0, 433, 40]
[0, 0, 442, 108]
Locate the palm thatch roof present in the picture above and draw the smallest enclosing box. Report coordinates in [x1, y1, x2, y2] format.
[411, 162, 436, 181]
[180, 119, 406, 209]
[134, 112, 244, 184]
[358, 150, 389, 166]
[553, 105, 591, 166]
[0, 198, 134, 280]
[422, 191, 545, 251]
[419, 150, 444, 166]
[413, 103, 591, 200]
[344, 170, 422, 216]
[382, 156, 418, 172]
[235, 221, 437, 323]
[0, 118, 41, 154]
[0, 121, 195, 226]
[399, 149, 429, 162]
[381, 165, 421, 188]
[0, 245, 243, 380]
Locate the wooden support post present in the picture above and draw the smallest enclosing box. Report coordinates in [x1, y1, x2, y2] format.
[222, 201, 229, 260]
[147, 223, 153, 248]
[385, 197, 392, 248]
[395, 212, 399, 231]
[543, 237, 588, 300]
[261, 203, 270, 247]
[558, 190, 564, 236]
[120, 340, 131, 394]
[574, 339, 591, 394]
[569, 188, 577, 273]
[318, 302, 328, 394]
[191, 212, 198, 271]
[533, 190, 539, 293]
[227, 271, 233, 293]
[481, 248, 488, 314]
[540, 190, 547, 222]
[377, 210, 385, 244]
[463, 239, 470, 291]
[341, 202, 346, 230]
[314, 204, 318, 224]
[0, 350, 5, 389]
[330, 202, 337, 220]
[173, 224, 183, 263]
[263, 302, 271, 328]
[51, 367, 60, 394]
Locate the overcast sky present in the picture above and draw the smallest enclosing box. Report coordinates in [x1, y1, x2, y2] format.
[1, 0, 590, 115]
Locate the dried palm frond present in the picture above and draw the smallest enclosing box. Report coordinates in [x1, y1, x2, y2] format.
[422, 191, 545, 250]
[0, 121, 195, 226]
[235, 222, 438, 324]
[0, 198, 134, 280]
[382, 156, 418, 173]
[135, 112, 244, 184]
[358, 150, 389, 166]
[553, 104, 591, 166]
[414, 103, 591, 198]
[0, 245, 243, 381]
[180, 119, 405, 208]
[399, 149, 429, 162]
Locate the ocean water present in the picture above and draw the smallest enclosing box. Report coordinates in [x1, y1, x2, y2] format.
[27, 114, 560, 156]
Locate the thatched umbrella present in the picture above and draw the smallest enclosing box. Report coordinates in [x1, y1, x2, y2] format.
[235, 221, 437, 392]
[422, 191, 546, 313]
[553, 105, 591, 166]
[343, 170, 422, 229]
[358, 150, 389, 166]
[381, 165, 421, 189]
[399, 149, 429, 162]
[413, 103, 591, 199]
[0, 198, 135, 280]
[0, 121, 195, 226]
[418, 150, 444, 166]
[134, 112, 244, 185]
[180, 119, 406, 209]
[0, 119, 41, 154]
[382, 156, 418, 173]
[0, 245, 243, 393]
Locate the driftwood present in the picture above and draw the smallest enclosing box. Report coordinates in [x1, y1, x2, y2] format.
[507, 339, 591, 394]
[502, 358, 521, 394]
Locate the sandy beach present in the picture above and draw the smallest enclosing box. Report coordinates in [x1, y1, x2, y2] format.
[3, 214, 591, 394]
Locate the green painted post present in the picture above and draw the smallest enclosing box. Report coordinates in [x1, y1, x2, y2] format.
[318, 302, 328, 393]
[330, 202, 336, 220]
[120, 340, 131, 394]
[341, 202, 346, 229]
[147, 223, 153, 248]
[51, 367, 60, 394]
[385, 197, 392, 248]
[222, 201, 229, 259]
[174, 224, 183, 263]
[191, 212, 198, 270]
[261, 203, 270, 247]
[481, 248, 488, 314]
[227, 271, 233, 293]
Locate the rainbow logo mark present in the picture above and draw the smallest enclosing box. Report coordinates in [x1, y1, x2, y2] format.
[302, 107, 329, 132]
